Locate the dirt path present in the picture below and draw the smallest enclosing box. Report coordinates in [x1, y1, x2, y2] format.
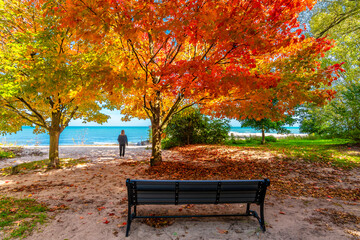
[0, 145, 359, 240]
[0, 145, 151, 169]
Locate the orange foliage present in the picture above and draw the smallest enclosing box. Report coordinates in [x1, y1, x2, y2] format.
[54, 0, 343, 121]
[52, 0, 344, 162]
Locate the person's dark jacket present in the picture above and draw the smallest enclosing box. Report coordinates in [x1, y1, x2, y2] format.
[118, 135, 128, 145]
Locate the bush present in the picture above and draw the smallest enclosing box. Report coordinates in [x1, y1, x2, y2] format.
[161, 138, 180, 150]
[162, 108, 230, 149]
[265, 136, 277, 142]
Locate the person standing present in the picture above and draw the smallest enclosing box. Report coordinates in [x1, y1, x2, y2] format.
[117, 130, 128, 157]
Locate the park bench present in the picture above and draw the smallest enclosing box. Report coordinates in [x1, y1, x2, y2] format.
[125, 178, 270, 237]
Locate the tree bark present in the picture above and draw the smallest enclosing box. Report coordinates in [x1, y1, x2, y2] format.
[48, 111, 62, 168]
[150, 91, 163, 166]
[49, 129, 60, 168]
[150, 123, 162, 166]
[261, 126, 266, 145]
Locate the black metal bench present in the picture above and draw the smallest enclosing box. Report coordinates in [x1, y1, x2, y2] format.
[125, 178, 270, 237]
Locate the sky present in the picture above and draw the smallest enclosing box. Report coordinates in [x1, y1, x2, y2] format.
[69, 109, 243, 127]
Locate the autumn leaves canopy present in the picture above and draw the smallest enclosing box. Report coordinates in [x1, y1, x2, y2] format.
[0, 0, 344, 165]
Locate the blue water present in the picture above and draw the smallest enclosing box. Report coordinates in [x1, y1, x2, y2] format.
[0, 126, 300, 146]
[1, 126, 151, 146]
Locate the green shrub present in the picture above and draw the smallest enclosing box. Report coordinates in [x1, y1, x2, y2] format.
[161, 138, 180, 150]
[162, 108, 230, 149]
[265, 136, 277, 142]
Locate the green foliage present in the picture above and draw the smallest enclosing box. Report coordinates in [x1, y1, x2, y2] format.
[302, 0, 360, 142]
[0, 196, 48, 240]
[265, 136, 277, 143]
[300, 82, 360, 141]
[163, 108, 230, 149]
[241, 117, 295, 134]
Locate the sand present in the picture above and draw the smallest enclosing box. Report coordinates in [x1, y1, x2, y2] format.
[0, 145, 359, 240]
[0, 145, 150, 169]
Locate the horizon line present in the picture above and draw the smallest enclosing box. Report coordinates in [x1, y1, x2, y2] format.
[22, 125, 299, 128]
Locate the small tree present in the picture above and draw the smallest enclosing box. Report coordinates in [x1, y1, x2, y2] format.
[241, 116, 295, 144]
[0, 0, 111, 167]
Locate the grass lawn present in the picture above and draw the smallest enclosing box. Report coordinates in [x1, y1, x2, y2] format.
[0, 157, 89, 239]
[226, 137, 360, 168]
[0, 150, 15, 159]
[1, 158, 90, 175]
[0, 196, 47, 240]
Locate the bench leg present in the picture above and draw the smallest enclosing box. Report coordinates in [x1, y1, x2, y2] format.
[259, 202, 266, 231]
[246, 203, 250, 215]
[125, 205, 132, 237]
[249, 203, 266, 232]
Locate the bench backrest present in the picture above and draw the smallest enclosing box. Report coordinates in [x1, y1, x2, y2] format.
[126, 179, 270, 205]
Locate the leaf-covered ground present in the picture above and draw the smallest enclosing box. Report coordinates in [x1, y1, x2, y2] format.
[144, 145, 360, 201]
[0, 144, 359, 239]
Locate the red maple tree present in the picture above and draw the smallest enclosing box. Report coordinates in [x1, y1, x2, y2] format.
[53, 0, 343, 165]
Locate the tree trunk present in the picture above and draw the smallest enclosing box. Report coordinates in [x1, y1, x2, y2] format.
[150, 123, 162, 166]
[49, 130, 60, 168]
[150, 91, 163, 166]
[261, 127, 266, 145]
[48, 111, 62, 168]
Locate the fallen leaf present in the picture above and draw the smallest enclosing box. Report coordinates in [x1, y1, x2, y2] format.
[217, 228, 229, 234]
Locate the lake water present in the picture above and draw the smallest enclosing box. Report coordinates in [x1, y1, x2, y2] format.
[1, 126, 300, 146]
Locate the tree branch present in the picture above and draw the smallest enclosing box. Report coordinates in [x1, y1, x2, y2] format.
[128, 39, 148, 73]
[61, 106, 78, 132]
[316, 7, 360, 38]
[1, 100, 48, 129]
[16, 97, 48, 128]
[214, 43, 237, 64]
[160, 93, 184, 130]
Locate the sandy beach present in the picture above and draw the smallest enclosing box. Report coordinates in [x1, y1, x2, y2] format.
[0, 145, 151, 169]
[0, 144, 359, 240]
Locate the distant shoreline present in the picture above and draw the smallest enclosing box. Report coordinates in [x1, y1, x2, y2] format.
[0, 144, 150, 148]
[0, 132, 309, 147]
[1, 126, 301, 146]
[229, 131, 308, 139]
